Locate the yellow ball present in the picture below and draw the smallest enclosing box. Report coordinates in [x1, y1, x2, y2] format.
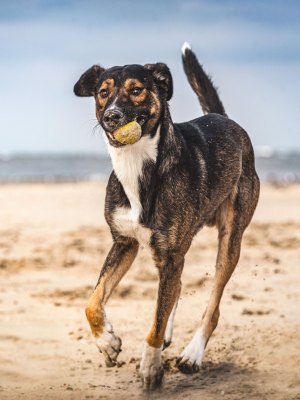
[114, 121, 142, 145]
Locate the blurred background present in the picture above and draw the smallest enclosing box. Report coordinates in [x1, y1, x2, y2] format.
[0, 0, 299, 182]
[1, 3, 300, 398]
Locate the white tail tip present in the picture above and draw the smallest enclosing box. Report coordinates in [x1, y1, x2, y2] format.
[181, 41, 191, 55]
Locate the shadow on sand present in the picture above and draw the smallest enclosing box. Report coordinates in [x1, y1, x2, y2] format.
[140, 359, 266, 400]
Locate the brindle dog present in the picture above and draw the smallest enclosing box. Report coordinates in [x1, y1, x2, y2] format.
[73, 43, 260, 390]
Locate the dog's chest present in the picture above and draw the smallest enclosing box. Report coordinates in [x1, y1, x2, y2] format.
[107, 131, 160, 249]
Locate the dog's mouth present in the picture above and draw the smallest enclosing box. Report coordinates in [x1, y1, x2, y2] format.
[107, 135, 126, 148]
[136, 115, 147, 127]
[106, 115, 148, 147]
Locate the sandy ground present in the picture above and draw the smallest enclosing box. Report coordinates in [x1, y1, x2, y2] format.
[0, 182, 299, 400]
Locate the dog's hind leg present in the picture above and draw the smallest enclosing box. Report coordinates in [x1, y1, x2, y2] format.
[177, 199, 242, 373]
[85, 239, 138, 367]
[163, 281, 181, 350]
[177, 178, 259, 373]
[140, 254, 184, 390]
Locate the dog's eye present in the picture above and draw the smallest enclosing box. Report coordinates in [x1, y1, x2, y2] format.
[99, 89, 109, 98]
[130, 87, 143, 96]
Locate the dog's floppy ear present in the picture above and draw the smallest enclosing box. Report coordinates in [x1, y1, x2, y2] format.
[144, 63, 173, 101]
[74, 65, 105, 97]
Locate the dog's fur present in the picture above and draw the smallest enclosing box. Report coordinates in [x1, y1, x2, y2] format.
[74, 43, 260, 390]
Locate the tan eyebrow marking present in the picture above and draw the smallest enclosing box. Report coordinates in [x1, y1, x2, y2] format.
[124, 78, 144, 91]
[123, 78, 147, 104]
[99, 78, 115, 93]
[97, 78, 115, 109]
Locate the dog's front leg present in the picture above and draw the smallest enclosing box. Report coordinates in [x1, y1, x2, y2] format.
[140, 254, 183, 390]
[86, 239, 138, 367]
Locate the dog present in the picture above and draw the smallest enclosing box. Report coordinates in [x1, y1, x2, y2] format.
[73, 42, 260, 390]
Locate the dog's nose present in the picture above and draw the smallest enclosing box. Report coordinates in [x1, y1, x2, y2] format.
[103, 109, 124, 128]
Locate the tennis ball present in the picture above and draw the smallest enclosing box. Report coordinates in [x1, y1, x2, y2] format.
[113, 121, 142, 145]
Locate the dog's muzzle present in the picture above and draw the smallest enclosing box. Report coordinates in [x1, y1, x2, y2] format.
[103, 109, 126, 131]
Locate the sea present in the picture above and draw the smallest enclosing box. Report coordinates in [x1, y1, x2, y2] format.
[0, 151, 299, 184]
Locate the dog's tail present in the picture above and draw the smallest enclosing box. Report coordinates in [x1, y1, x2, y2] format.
[181, 42, 227, 117]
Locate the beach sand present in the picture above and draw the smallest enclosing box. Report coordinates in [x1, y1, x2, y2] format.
[0, 182, 299, 400]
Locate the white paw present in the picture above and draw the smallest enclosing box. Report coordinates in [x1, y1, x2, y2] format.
[140, 343, 164, 390]
[95, 321, 122, 367]
[176, 328, 206, 374]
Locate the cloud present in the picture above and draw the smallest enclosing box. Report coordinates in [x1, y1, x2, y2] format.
[0, 0, 299, 153]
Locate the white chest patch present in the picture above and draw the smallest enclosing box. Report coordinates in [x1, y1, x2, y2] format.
[105, 127, 160, 249]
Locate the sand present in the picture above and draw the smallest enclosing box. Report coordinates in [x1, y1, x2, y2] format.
[0, 182, 299, 400]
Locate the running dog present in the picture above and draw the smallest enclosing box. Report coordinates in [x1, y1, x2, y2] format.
[73, 43, 260, 390]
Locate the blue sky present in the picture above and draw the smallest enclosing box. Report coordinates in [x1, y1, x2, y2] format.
[0, 0, 299, 154]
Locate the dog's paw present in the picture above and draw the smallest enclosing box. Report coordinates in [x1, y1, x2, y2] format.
[140, 344, 164, 390]
[95, 330, 122, 367]
[176, 328, 205, 374]
[176, 357, 200, 374]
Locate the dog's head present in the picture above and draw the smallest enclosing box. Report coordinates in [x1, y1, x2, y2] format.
[74, 63, 173, 147]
